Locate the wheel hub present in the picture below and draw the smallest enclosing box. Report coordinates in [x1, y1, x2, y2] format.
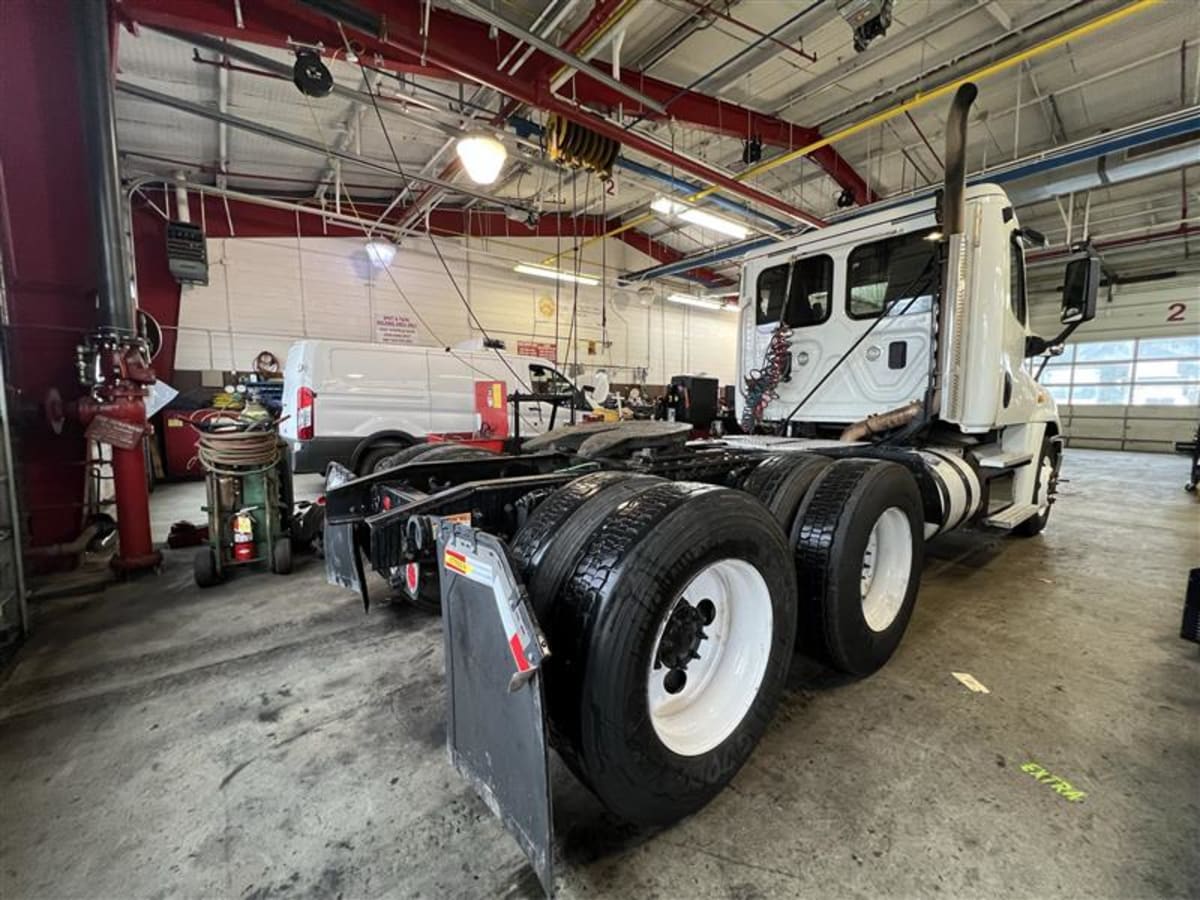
[655, 598, 715, 685]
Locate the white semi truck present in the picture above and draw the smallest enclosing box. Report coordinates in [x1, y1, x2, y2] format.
[322, 84, 1100, 892]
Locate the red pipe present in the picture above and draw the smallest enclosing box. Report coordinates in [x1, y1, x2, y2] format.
[76, 387, 162, 572]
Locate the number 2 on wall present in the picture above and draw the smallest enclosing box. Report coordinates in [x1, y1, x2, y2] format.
[1167, 302, 1187, 322]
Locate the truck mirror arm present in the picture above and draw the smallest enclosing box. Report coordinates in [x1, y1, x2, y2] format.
[1025, 321, 1083, 360]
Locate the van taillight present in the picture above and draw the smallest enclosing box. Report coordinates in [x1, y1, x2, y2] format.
[296, 387, 315, 440]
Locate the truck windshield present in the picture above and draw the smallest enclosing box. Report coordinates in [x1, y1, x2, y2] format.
[846, 232, 937, 320]
[755, 254, 834, 327]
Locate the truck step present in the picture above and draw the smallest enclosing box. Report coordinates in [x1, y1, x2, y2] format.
[974, 447, 1034, 469]
[983, 503, 1038, 529]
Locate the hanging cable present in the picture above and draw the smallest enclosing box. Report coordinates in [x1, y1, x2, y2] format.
[780, 260, 937, 429]
[352, 59, 533, 393]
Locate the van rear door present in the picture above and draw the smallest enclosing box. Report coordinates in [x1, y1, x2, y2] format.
[278, 342, 309, 441]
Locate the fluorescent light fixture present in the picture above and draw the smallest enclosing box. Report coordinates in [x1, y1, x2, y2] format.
[651, 196, 749, 240]
[514, 263, 600, 286]
[456, 132, 507, 185]
[667, 293, 738, 312]
[364, 238, 397, 268]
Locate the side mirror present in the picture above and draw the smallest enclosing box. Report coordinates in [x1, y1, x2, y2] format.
[1061, 256, 1100, 325]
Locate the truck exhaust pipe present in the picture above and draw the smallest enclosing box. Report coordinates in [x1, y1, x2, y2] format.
[931, 82, 978, 422]
[942, 82, 978, 237]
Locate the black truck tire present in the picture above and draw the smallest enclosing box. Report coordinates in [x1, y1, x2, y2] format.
[531, 482, 797, 825]
[377, 441, 493, 472]
[791, 459, 924, 676]
[512, 472, 667, 620]
[741, 452, 833, 531]
[1013, 438, 1060, 537]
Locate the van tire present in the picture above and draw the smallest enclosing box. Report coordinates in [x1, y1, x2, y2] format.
[374, 441, 494, 475]
[741, 452, 832, 532]
[791, 459, 924, 677]
[358, 443, 412, 475]
[531, 483, 797, 825]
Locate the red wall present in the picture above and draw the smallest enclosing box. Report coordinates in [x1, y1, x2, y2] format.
[0, 0, 98, 545]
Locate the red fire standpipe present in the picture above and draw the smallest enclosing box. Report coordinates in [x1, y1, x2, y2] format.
[71, 0, 161, 572]
[75, 385, 160, 571]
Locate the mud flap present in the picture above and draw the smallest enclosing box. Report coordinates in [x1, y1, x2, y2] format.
[436, 521, 554, 896]
[324, 522, 369, 610]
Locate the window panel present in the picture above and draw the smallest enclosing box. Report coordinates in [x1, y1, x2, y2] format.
[1131, 383, 1200, 406]
[1075, 340, 1134, 362]
[1072, 363, 1133, 384]
[846, 232, 938, 320]
[1041, 367, 1073, 385]
[1009, 239, 1027, 324]
[1047, 385, 1071, 404]
[756, 255, 834, 328]
[1135, 359, 1200, 382]
[1138, 336, 1200, 359]
[1071, 384, 1131, 405]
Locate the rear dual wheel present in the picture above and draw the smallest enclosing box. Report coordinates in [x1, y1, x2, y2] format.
[791, 459, 924, 676]
[514, 477, 797, 825]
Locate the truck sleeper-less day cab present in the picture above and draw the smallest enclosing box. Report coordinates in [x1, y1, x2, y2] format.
[321, 85, 1100, 894]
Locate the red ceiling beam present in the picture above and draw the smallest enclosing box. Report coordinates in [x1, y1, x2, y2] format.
[118, 0, 826, 226]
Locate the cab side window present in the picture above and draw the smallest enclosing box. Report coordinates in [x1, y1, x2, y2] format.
[1009, 237, 1028, 325]
[846, 232, 938, 320]
[755, 254, 834, 328]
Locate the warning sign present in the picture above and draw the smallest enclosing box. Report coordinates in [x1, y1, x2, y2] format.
[374, 313, 418, 345]
[517, 340, 557, 361]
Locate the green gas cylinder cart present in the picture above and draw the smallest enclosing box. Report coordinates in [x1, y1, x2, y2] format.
[191, 413, 294, 587]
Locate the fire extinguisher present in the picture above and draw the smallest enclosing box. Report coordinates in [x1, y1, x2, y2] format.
[232, 511, 256, 562]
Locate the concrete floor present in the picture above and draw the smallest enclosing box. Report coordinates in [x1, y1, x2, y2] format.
[1, 449, 1197, 899]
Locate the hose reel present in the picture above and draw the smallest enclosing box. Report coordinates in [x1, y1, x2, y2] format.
[545, 115, 621, 179]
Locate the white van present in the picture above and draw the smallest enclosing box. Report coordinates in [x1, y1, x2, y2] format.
[279, 339, 589, 474]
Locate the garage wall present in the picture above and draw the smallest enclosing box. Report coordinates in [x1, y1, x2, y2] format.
[172, 235, 739, 387]
[1028, 273, 1199, 452]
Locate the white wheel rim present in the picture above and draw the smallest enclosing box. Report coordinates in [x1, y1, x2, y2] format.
[647, 559, 773, 757]
[860, 507, 913, 633]
[1035, 457, 1053, 515]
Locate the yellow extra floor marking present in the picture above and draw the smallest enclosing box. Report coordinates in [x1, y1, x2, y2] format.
[1021, 762, 1088, 803]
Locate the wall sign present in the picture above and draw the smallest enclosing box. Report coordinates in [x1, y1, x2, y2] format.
[1166, 302, 1187, 323]
[517, 340, 557, 361]
[374, 312, 418, 345]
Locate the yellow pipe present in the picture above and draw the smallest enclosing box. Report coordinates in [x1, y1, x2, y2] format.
[542, 0, 1158, 267]
[685, 0, 1159, 204]
[548, 0, 642, 88]
[540, 211, 650, 265]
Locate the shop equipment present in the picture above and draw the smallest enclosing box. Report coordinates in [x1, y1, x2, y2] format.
[192, 413, 293, 587]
